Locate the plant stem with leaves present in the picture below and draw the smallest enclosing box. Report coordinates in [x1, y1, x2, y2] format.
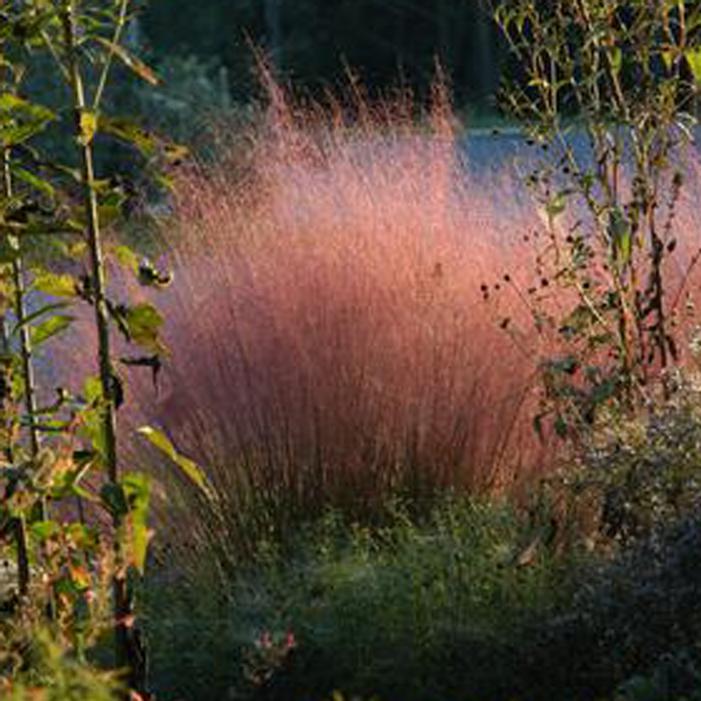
[1, 145, 31, 599]
[59, 0, 138, 688]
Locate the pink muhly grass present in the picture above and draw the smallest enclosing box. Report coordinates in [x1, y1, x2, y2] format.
[47, 78, 701, 572]
[113, 82, 557, 566]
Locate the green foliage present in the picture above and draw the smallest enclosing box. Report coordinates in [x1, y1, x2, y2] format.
[565, 372, 701, 545]
[0, 630, 122, 701]
[494, 0, 701, 434]
[145, 497, 578, 701]
[521, 513, 701, 700]
[137, 426, 212, 499]
[0, 0, 176, 696]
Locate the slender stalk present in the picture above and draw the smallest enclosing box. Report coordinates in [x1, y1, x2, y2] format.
[2, 148, 30, 599]
[60, 1, 141, 691]
[3, 149, 43, 475]
[92, 0, 129, 111]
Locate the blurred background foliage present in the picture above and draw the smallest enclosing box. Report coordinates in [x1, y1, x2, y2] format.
[21, 1, 505, 197]
[139, 0, 501, 110]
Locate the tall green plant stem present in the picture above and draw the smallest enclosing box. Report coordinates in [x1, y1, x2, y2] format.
[60, 1, 135, 688]
[2, 146, 31, 599]
[2, 151, 44, 477]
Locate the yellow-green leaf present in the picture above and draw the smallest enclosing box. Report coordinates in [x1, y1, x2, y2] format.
[100, 116, 159, 158]
[30, 314, 74, 347]
[94, 37, 160, 86]
[121, 472, 153, 575]
[114, 244, 139, 273]
[33, 271, 78, 297]
[124, 302, 164, 352]
[137, 426, 213, 499]
[685, 47, 701, 85]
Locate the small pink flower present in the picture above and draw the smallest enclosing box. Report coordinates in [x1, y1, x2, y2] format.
[285, 631, 297, 650]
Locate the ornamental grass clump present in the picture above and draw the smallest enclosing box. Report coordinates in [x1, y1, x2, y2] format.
[125, 79, 554, 567]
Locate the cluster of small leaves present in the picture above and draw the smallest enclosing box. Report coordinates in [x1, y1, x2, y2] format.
[0, 1, 209, 696]
[558, 370, 701, 546]
[493, 0, 701, 436]
[0, 627, 123, 700]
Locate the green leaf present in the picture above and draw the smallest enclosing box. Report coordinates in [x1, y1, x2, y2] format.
[137, 426, 213, 499]
[124, 302, 164, 352]
[610, 47, 622, 75]
[554, 414, 568, 439]
[80, 403, 108, 465]
[609, 208, 632, 266]
[0, 93, 55, 147]
[685, 47, 701, 85]
[162, 142, 189, 165]
[33, 271, 78, 298]
[545, 192, 567, 219]
[661, 48, 676, 73]
[100, 116, 159, 158]
[114, 244, 139, 273]
[12, 301, 71, 336]
[31, 520, 60, 541]
[30, 314, 74, 347]
[100, 482, 129, 519]
[93, 37, 160, 86]
[84, 375, 103, 405]
[10, 166, 56, 200]
[0, 237, 20, 264]
[121, 472, 152, 574]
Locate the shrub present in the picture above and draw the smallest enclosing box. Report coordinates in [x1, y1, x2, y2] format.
[494, 0, 701, 434]
[521, 513, 701, 700]
[0, 626, 122, 701]
[144, 495, 578, 701]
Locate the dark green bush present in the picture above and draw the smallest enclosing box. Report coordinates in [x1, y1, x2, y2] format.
[144, 496, 580, 701]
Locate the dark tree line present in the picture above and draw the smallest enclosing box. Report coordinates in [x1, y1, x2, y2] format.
[141, 0, 502, 110]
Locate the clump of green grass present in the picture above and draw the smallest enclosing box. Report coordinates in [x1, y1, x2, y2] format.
[144, 495, 580, 701]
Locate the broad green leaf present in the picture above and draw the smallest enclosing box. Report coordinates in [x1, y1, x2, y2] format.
[114, 244, 139, 273]
[93, 37, 160, 86]
[84, 375, 103, 404]
[80, 403, 108, 465]
[138, 425, 213, 499]
[33, 271, 78, 297]
[31, 520, 60, 541]
[124, 302, 164, 352]
[685, 47, 701, 85]
[30, 314, 74, 347]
